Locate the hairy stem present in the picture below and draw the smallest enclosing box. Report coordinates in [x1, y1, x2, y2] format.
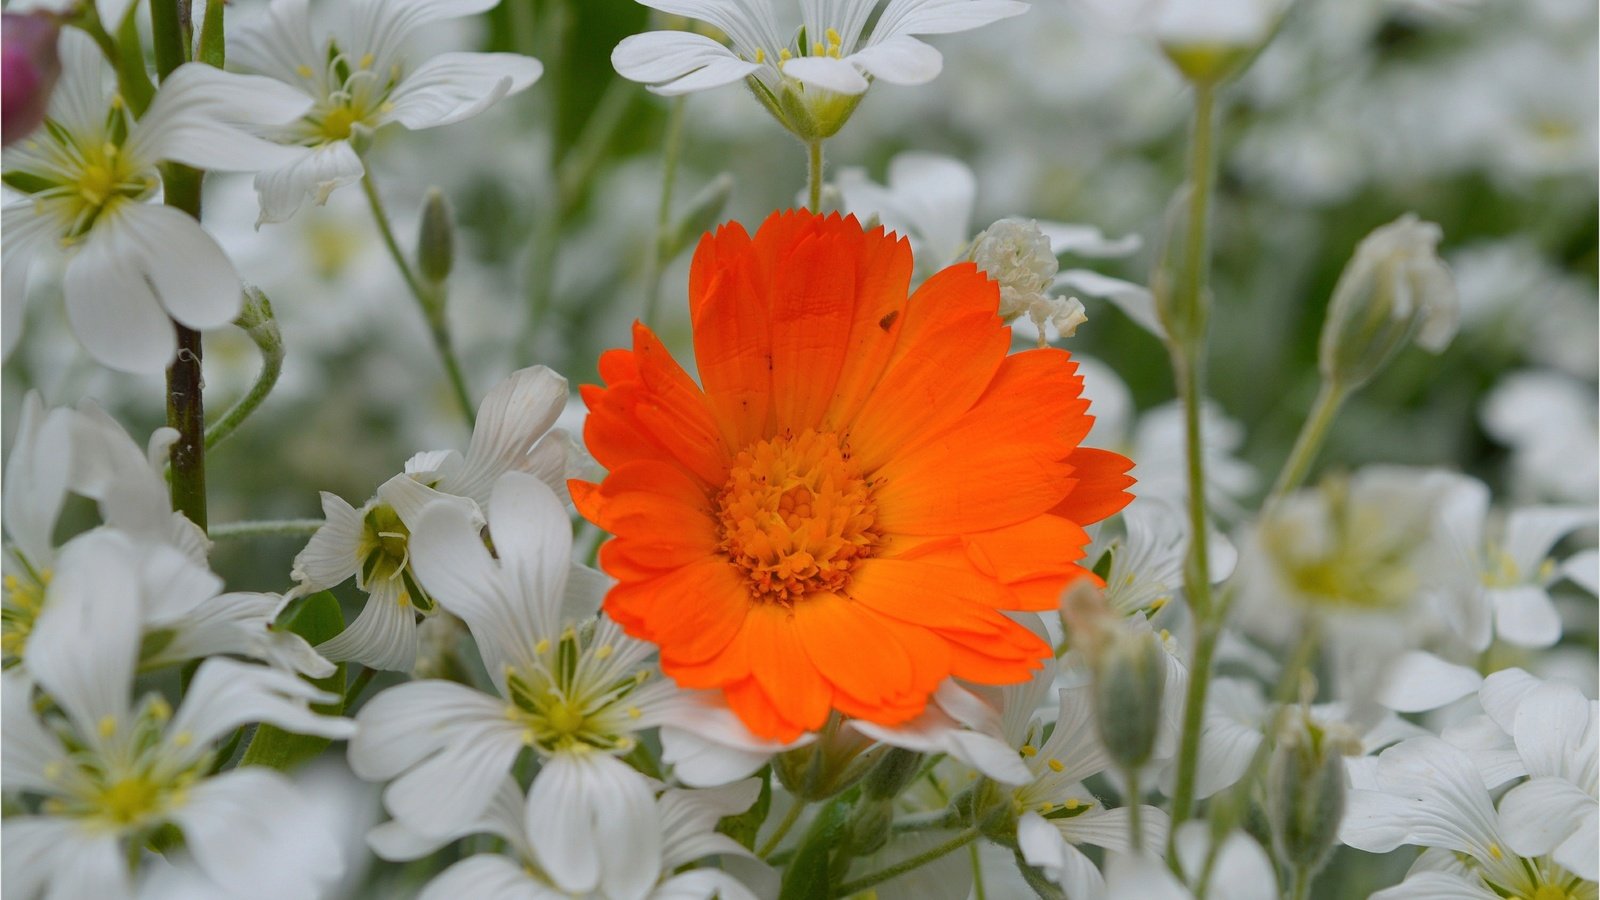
[642, 95, 688, 330]
[205, 324, 283, 452]
[759, 798, 806, 860]
[1269, 380, 1348, 504]
[834, 828, 979, 896]
[208, 519, 324, 540]
[807, 140, 825, 211]
[360, 172, 475, 425]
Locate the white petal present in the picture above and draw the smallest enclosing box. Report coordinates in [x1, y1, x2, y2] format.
[658, 691, 807, 787]
[315, 578, 420, 672]
[388, 52, 542, 130]
[1059, 805, 1170, 856]
[1491, 585, 1563, 648]
[1, 204, 54, 360]
[850, 706, 1029, 785]
[252, 141, 366, 226]
[1511, 681, 1594, 781]
[1036, 221, 1142, 259]
[229, 0, 321, 87]
[170, 657, 353, 753]
[2, 672, 70, 793]
[612, 31, 750, 87]
[171, 768, 343, 900]
[1370, 871, 1498, 900]
[3, 818, 130, 900]
[104, 204, 241, 330]
[379, 717, 526, 839]
[1017, 810, 1068, 874]
[1479, 667, 1542, 735]
[1338, 737, 1502, 857]
[348, 680, 507, 781]
[486, 472, 573, 632]
[1189, 712, 1262, 799]
[418, 855, 542, 900]
[781, 56, 870, 94]
[62, 225, 178, 373]
[658, 779, 762, 869]
[846, 35, 942, 85]
[1560, 548, 1599, 595]
[1505, 506, 1595, 574]
[369, 779, 526, 861]
[1497, 776, 1595, 863]
[126, 65, 312, 171]
[135, 541, 223, 624]
[1377, 651, 1484, 714]
[1554, 804, 1599, 882]
[26, 531, 142, 739]
[3, 393, 73, 566]
[1104, 852, 1190, 900]
[291, 492, 365, 591]
[655, 869, 761, 900]
[869, 0, 1029, 39]
[446, 366, 569, 507]
[1055, 269, 1166, 340]
[524, 753, 661, 899]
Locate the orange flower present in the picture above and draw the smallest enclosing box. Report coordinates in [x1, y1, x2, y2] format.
[573, 211, 1135, 741]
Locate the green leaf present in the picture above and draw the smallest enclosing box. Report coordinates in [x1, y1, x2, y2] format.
[778, 794, 852, 900]
[237, 592, 346, 772]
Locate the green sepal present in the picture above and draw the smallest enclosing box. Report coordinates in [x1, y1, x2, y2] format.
[238, 592, 346, 771]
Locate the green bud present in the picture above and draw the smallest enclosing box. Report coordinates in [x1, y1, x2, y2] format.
[773, 718, 876, 801]
[234, 286, 282, 355]
[416, 187, 456, 285]
[1267, 712, 1358, 876]
[1149, 185, 1208, 347]
[1155, 1, 1284, 86]
[862, 747, 924, 801]
[845, 797, 894, 856]
[1318, 214, 1457, 392]
[1092, 627, 1167, 770]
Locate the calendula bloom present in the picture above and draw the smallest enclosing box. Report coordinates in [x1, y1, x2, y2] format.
[612, 0, 1027, 138]
[1, 29, 312, 373]
[231, 0, 543, 224]
[575, 210, 1134, 741]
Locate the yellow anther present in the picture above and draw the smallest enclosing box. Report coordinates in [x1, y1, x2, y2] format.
[1148, 597, 1167, 612]
[1159, 629, 1172, 642]
[535, 639, 551, 654]
[98, 715, 118, 738]
[1047, 758, 1065, 773]
[358, 53, 375, 69]
[296, 64, 314, 78]
[626, 705, 642, 719]
[812, 41, 825, 56]
[148, 698, 172, 721]
[1488, 843, 1503, 860]
[1064, 798, 1081, 810]
[594, 644, 614, 660]
[1020, 744, 1038, 757]
[754, 48, 766, 63]
[778, 48, 793, 62]
[43, 761, 63, 780]
[173, 731, 193, 748]
[825, 28, 842, 45]
[1038, 801, 1055, 812]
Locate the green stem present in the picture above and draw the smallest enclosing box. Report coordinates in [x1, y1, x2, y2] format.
[1165, 78, 1223, 850]
[205, 325, 283, 452]
[807, 140, 825, 211]
[1269, 380, 1348, 504]
[1127, 767, 1144, 853]
[166, 323, 207, 531]
[834, 828, 979, 896]
[345, 666, 379, 707]
[360, 172, 475, 426]
[208, 519, 324, 540]
[759, 798, 806, 859]
[641, 95, 688, 330]
[74, 12, 154, 116]
[1290, 864, 1311, 900]
[890, 808, 964, 834]
[149, 0, 189, 78]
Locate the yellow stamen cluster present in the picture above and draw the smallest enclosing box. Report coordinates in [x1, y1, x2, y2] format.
[2, 569, 51, 662]
[716, 429, 880, 604]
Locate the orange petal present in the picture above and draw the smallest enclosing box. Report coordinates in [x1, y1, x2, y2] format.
[793, 594, 913, 708]
[743, 603, 833, 733]
[723, 676, 805, 743]
[1051, 446, 1136, 526]
[766, 225, 860, 432]
[822, 225, 913, 430]
[604, 559, 749, 666]
[691, 239, 773, 450]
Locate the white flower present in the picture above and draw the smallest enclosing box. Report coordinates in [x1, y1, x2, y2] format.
[1481, 369, 1600, 505]
[1471, 669, 1598, 882]
[369, 777, 766, 900]
[347, 472, 682, 898]
[231, 0, 543, 224]
[612, 0, 1027, 136]
[0, 557, 354, 900]
[658, 689, 813, 787]
[1108, 825, 1277, 900]
[1429, 476, 1596, 649]
[289, 366, 576, 672]
[2, 29, 313, 372]
[1342, 735, 1597, 899]
[967, 217, 1093, 344]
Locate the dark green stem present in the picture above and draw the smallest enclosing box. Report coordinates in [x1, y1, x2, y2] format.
[641, 95, 687, 330]
[834, 828, 979, 896]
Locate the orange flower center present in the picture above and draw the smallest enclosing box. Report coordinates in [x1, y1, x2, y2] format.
[715, 429, 880, 604]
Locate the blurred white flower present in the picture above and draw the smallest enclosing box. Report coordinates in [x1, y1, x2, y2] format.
[1428, 476, 1596, 650]
[658, 689, 814, 787]
[613, 0, 1027, 137]
[1481, 369, 1600, 505]
[2, 30, 312, 372]
[370, 777, 765, 900]
[289, 366, 576, 671]
[1343, 734, 1597, 899]
[1450, 238, 1599, 378]
[231, 0, 542, 224]
[0, 569, 354, 900]
[348, 473, 679, 898]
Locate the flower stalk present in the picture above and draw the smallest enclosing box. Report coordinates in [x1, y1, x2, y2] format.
[359, 171, 475, 426]
[206, 288, 284, 451]
[807, 140, 825, 211]
[209, 519, 325, 540]
[642, 95, 687, 330]
[1270, 380, 1348, 504]
[833, 827, 980, 896]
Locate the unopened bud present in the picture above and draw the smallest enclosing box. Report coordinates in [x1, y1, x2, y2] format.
[1319, 214, 1457, 391]
[2, 13, 61, 146]
[774, 718, 876, 801]
[416, 187, 455, 285]
[845, 797, 894, 856]
[234, 286, 282, 354]
[1266, 711, 1358, 876]
[1090, 625, 1167, 770]
[1149, 185, 1209, 347]
[1156, 0, 1277, 85]
[862, 746, 923, 801]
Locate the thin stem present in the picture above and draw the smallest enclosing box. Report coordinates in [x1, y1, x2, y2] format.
[834, 828, 980, 896]
[166, 324, 207, 531]
[360, 172, 475, 426]
[969, 842, 987, 900]
[208, 519, 324, 540]
[345, 666, 379, 707]
[889, 808, 964, 834]
[205, 327, 283, 452]
[642, 96, 688, 330]
[1269, 380, 1348, 504]
[1127, 768, 1145, 853]
[1165, 79, 1223, 850]
[1290, 865, 1311, 900]
[758, 798, 805, 859]
[807, 140, 825, 211]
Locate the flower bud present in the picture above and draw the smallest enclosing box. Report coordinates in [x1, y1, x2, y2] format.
[1156, 0, 1277, 85]
[1149, 185, 1208, 347]
[1318, 214, 1458, 391]
[1092, 625, 1167, 769]
[845, 797, 894, 856]
[862, 746, 923, 801]
[416, 187, 455, 285]
[2, 13, 61, 146]
[773, 717, 876, 801]
[1266, 711, 1359, 875]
